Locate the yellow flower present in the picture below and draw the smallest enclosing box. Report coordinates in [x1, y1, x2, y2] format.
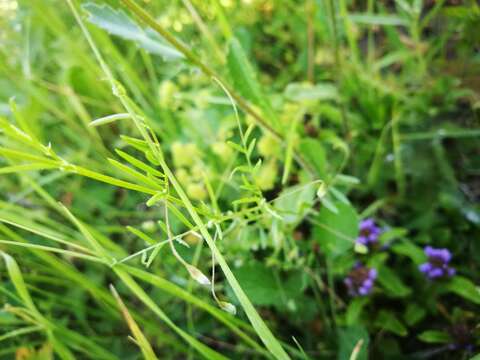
[257, 133, 280, 158]
[255, 159, 278, 191]
[171, 142, 198, 168]
[187, 182, 207, 201]
[175, 168, 191, 185]
[212, 141, 234, 162]
[158, 80, 178, 109]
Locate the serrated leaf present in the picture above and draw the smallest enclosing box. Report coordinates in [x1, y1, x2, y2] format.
[82, 3, 183, 61]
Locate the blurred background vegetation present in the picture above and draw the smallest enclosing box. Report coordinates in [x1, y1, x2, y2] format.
[0, 0, 479, 359]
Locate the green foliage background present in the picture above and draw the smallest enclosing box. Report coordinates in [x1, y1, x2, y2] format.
[0, 0, 479, 359]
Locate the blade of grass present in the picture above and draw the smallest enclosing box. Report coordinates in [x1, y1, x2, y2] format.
[110, 284, 158, 360]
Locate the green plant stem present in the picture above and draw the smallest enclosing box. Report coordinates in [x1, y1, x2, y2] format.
[306, 0, 315, 83]
[391, 111, 405, 197]
[327, 0, 350, 141]
[181, 0, 224, 64]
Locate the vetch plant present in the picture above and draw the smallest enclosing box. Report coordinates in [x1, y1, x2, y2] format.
[0, 0, 479, 359]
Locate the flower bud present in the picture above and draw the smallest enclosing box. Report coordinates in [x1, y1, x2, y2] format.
[185, 264, 211, 286]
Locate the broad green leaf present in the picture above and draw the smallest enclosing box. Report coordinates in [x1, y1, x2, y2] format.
[232, 262, 304, 308]
[227, 37, 279, 128]
[345, 297, 368, 326]
[338, 326, 369, 360]
[375, 310, 408, 337]
[376, 265, 411, 297]
[299, 139, 327, 178]
[82, 3, 183, 60]
[232, 262, 280, 306]
[444, 276, 480, 305]
[314, 201, 359, 257]
[274, 182, 316, 224]
[417, 330, 451, 344]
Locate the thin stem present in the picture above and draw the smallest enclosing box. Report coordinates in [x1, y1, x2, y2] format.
[391, 111, 405, 196]
[181, 0, 224, 64]
[327, 0, 350, 140]
[306, 0, 315, 83]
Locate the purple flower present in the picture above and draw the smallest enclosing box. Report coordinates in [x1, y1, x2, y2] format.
[344, 263, 377, 296]
[419, 246, 456, 280]
[356, 218, 382, 247]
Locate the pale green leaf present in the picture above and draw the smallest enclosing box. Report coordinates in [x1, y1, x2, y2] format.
[82, 3, 183, 60]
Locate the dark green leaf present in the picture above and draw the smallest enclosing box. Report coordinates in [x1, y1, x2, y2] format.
[444, 276, 480, 305]
[376, 265, 411, 297]
[417, 330, 451, 344]
[403, 303, 426, 327]
[375, 310, 408, 337]
[337, 326, 369, 360]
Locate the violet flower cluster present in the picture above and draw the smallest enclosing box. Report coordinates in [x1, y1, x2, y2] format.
[419, 246, 456, 280]
[356, 218, 382, 247]
[344, 263, 377, 296]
